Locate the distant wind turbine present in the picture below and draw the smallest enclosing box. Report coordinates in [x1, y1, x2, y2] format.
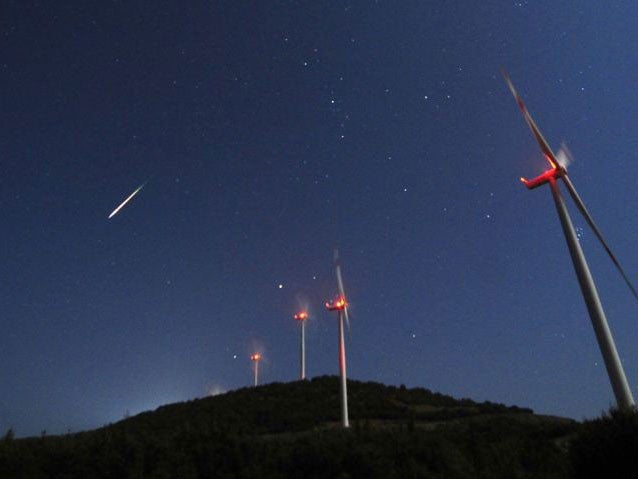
[294, 311, 309, 380]
[250, 353, 262, 387]
[503, 69, 635, 409]
[325, 249, 352, 428]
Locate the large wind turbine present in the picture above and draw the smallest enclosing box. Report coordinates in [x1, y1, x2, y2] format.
[294, 311, 309, 380]
[503, 69, 636, 409]
[325, 249, 351, 428]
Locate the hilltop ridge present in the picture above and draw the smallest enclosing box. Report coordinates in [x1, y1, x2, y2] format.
[0, 377, 579, 478]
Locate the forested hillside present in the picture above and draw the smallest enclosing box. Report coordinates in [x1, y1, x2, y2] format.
[2, 376, 634, 478]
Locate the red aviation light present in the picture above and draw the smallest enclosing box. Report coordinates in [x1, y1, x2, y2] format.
[294, 311, 309, 321]
[325, 296, 347, 311]
[250, 353, 262, 361]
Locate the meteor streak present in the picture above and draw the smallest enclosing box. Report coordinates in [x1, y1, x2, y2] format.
[108, 182, 146, 219]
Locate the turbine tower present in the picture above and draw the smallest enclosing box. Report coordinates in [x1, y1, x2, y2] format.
[325, 249, 351, 428]
[294, 311, 309, 380]
[504, 69, 636, 409]
[250, 353, 262, 387]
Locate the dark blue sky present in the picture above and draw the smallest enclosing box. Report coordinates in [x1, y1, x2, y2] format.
[3, 1, 638, 436]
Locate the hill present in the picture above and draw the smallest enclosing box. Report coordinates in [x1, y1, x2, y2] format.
[0, 376, 580, 478]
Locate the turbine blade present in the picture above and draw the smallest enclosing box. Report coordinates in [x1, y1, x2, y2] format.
[334, 249, 351, 335]
[501, 68, 559, 168]
[334, 249, 346, 297]
[556, 142, 574, 170]
[343, 307, 351, 339]
[562, 175, 638, 302]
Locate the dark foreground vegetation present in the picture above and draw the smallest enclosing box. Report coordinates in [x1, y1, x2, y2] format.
[0, 376, 634, 478]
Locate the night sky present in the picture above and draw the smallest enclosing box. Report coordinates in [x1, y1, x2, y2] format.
[3, 1, 638, 437]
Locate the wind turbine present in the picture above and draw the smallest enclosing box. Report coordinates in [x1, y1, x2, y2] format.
[250, 353, 262, 387]
[503, 69, 636, 409]
[325, 249, 351, 428]
[294, 311, 309, 380]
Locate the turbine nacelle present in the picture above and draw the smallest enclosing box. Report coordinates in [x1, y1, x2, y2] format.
[250, 353, 262, 362]
[325, 296, 346, 311]
[294, 311, 309, 321]
[520, 164, 563, 189]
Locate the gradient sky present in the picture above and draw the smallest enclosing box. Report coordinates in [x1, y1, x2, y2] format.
[3, 1, 638, 437]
